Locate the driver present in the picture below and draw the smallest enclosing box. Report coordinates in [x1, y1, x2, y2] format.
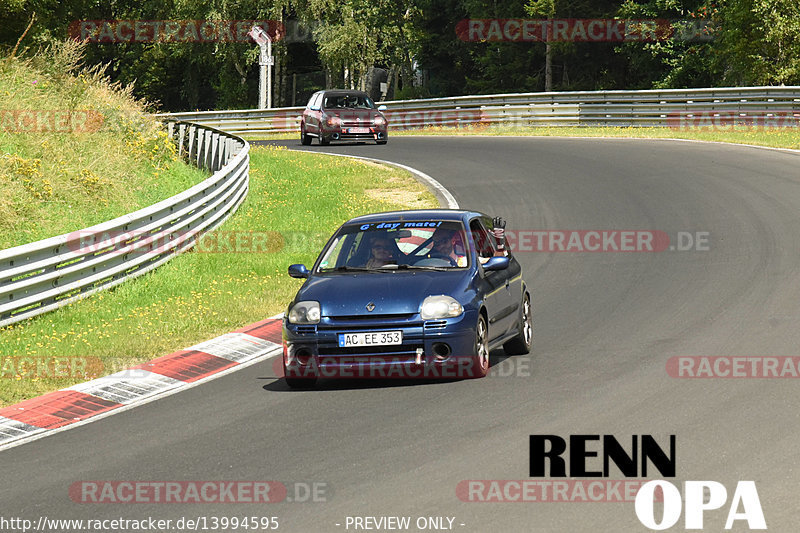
[429, 228, 467, 267]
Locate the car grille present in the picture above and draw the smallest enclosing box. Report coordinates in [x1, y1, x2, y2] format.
[337, 133, 376, 140]
[317, 314, 419, 332]
[424, 320, 448, 330]
[326, 313, 415, 322]
[318, 343, 423, 362]
[319, 343, 422, 356]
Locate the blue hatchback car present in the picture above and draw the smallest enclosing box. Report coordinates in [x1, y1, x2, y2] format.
[282, 209, 532, 387]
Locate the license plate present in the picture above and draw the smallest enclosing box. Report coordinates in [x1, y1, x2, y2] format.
[348, 127, 370, 134]
[338, 331, 402, 347]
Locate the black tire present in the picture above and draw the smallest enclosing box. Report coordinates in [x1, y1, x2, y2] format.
[469, 314, 490, 378]
[300, 125, 312, 145]
[504, 292, 532, 355]
[285, 376, 317, 388]
[319, 135, 330, 146]
[376, 140, 387, 145]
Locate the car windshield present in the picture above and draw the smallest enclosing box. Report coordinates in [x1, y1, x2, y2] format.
[323, 94, 375, 110]
[316, 220, 470, 272]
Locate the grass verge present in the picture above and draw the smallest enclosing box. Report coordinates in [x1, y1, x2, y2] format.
[0, 145, 437, 406]
[243, 125, 800, 150]
[0, 41, 207, 248]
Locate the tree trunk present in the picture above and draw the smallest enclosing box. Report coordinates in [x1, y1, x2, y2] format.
[384, 65, 396, 100]
[545, 42, 552, 91]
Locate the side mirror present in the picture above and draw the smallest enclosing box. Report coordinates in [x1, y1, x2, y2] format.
[378, 105, 387, 112]
[482, 256, 509, 271]
[288, 264, 310, 278]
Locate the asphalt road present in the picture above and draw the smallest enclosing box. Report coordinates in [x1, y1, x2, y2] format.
[3, 136, 800, 532]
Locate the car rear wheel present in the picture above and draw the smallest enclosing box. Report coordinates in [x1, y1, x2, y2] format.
[376, 140, 387, 145]
[469, 314, 490, 378]
[503, 293, 532, 355]
[300, 124, 312, 145]
[319, 134, 330, 146]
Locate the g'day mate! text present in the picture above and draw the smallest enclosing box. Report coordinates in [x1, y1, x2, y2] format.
[529, 434, 766, 530]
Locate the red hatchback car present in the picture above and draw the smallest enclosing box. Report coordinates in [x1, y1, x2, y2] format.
[300, 90, 388, 145]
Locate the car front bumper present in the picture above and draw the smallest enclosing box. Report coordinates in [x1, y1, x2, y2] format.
[320, 125, 388, 142]
[283, 310, 479, 379]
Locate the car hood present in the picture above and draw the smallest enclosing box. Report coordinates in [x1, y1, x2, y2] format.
[297, 271, 469, 317]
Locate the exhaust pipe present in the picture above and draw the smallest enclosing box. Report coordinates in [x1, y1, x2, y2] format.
[332, 133, 340, 140]
[377, 132, 385, 139]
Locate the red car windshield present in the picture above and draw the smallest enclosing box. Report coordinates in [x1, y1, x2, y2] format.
[323, 94, 375, 110]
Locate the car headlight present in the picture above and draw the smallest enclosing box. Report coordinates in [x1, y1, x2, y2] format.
[373, 116, 386, 126]
[288, 301, 321, 324]
[420, 295, 463, 319]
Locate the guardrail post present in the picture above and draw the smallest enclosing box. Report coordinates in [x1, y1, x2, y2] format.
[188, 124, 196, 161]
[196, 129, 206, 169]
[203, 131, 213, 171]
[178, 123, 186, 158]
[210, 132, 220, 171]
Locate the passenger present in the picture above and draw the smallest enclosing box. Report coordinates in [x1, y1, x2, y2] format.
[366, 236, 397, 268]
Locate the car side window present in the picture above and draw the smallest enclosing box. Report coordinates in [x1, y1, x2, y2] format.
[481, 215, 508, 256]
[318, 232, 361, 270]
[323, 95, 337, 109]
[469, 219, 497, 261]
[307, 93, 319, 110]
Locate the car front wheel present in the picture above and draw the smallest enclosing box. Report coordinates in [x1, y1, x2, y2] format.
[468, 314, 490, 378]
[503, 293, 532, 355]
[285, 376, 317, 388]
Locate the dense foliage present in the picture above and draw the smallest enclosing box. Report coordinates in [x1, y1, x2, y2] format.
[2, 0, 798, 111]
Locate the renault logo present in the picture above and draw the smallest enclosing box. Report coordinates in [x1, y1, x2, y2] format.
[366, 302, 375, 312]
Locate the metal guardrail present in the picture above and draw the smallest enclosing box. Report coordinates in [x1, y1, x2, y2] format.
[156, 86, 800, 135]
[0, 122, 249, 327]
